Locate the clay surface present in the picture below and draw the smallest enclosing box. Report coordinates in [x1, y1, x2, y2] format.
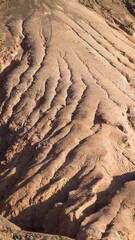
[0, 0, 135, 239]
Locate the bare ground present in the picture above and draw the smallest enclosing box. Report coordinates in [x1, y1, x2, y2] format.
[0, 0, 135, 239]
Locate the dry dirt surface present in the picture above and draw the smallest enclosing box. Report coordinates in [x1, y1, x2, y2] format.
[0, 0, 135, 239]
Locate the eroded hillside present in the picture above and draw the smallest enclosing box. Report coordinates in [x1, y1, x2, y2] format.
[0, 0, 135, 239]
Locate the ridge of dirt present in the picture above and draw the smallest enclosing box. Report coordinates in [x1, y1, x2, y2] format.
[0, 215, 73, 240]
[0, 231, 73, 240]
[0, 0, 135, 240]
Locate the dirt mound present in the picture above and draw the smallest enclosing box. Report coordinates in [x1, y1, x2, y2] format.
[0, 0, 135, 239]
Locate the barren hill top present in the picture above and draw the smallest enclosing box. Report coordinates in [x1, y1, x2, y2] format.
[0, 0, 135, 239]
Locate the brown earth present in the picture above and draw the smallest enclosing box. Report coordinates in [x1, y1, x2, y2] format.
[0, 0, 135, 239]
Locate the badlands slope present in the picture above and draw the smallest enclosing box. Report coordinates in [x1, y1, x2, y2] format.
[0, 0, 135, 239]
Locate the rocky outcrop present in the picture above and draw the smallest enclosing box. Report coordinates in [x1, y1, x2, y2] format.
[0, 0, 135, 239]
[80, 0, 135, 36]
[0, 215, 20, 231]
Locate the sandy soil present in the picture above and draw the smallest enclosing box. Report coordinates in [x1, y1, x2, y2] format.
[0, 0, 135, 239]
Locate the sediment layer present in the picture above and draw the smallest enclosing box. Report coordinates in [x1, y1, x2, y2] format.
[0, 0, 135, 239]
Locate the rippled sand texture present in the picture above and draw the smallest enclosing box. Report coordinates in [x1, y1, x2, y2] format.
[0, 0, 135, 239]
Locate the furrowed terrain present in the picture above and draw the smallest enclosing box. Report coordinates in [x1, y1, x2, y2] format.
[0, 0, 135, 239]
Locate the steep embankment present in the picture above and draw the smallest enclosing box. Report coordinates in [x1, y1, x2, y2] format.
[0, 215, 72, 240]
[0, 0, 135, 239]
[80, 0, 135, 36]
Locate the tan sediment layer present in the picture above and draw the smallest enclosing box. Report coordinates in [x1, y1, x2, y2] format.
[0, 0, 135, 239]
